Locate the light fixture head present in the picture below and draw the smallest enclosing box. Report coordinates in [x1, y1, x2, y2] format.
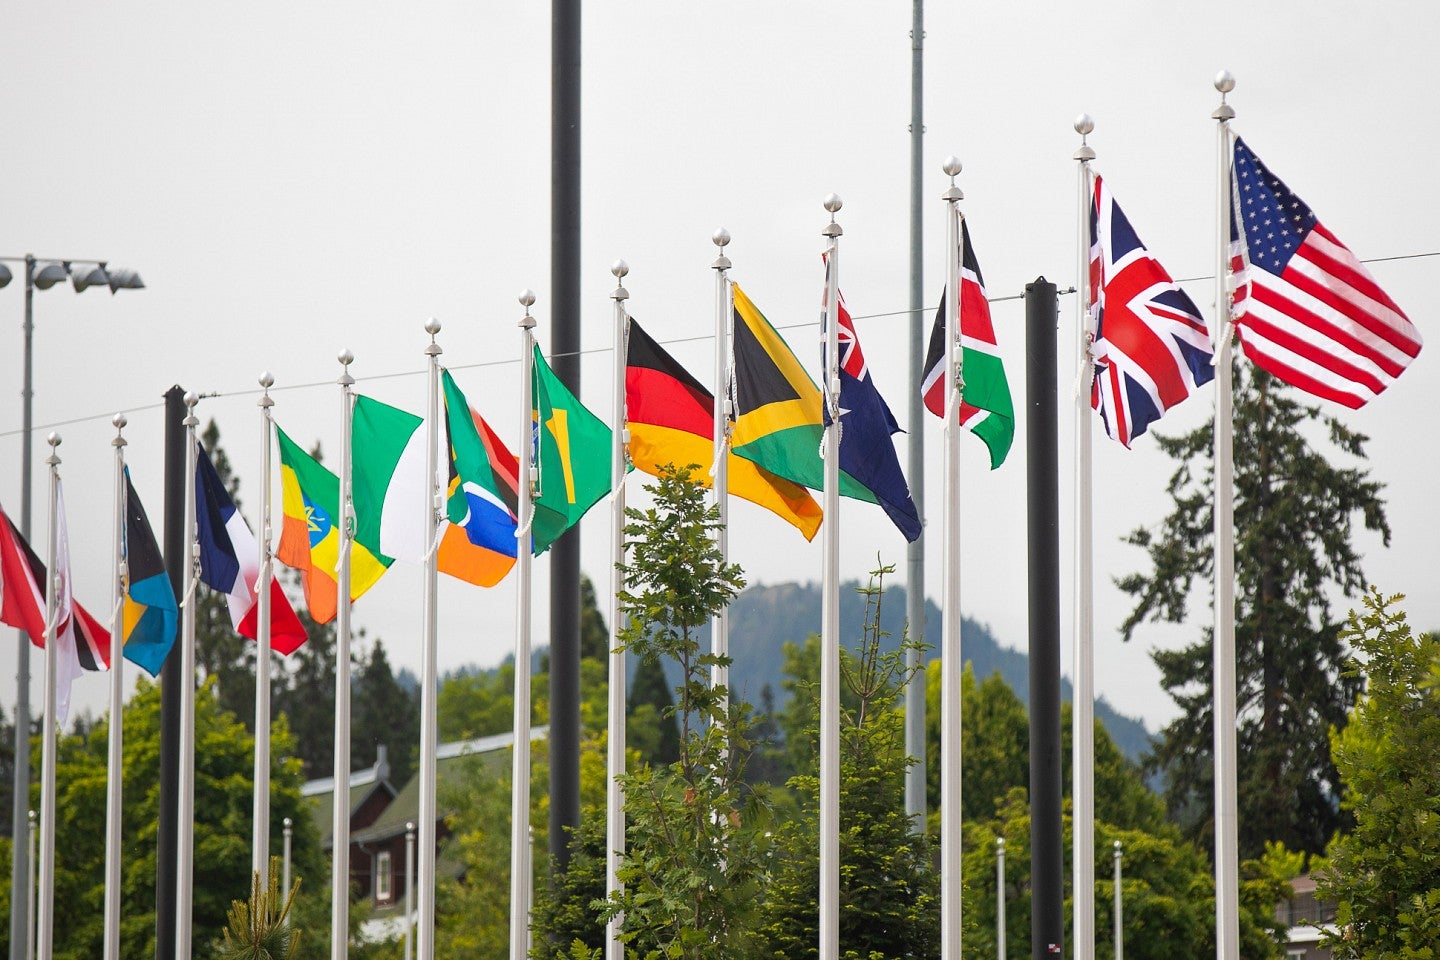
[0, 262, 12, 288]
[31, 261, 69, 290]
[70, 262, 111, 294]
[105, 267, 145, 293]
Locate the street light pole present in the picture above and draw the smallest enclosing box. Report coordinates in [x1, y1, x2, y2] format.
[2, 254, 143, 960]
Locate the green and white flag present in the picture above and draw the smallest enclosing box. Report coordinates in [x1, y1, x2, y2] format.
[352, 394, 430, 564]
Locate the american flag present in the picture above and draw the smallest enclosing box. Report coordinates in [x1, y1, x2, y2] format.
[1089, 174, 1214, 447]
[1230, 136, 1422, 408]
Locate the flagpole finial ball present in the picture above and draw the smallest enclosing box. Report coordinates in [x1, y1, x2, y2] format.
[338, 348, 354, 366]
[259, 372, 274, 390]
[1215, 70, 1235, 93]
[519, 289, 536, 308]
[112, 413, 127, 429]
[184, 391, 199, 408]
[942, 156, 963, 177]
[712, 228, 731, 248]
[424, 317, 442, 336]
[611, 259, 629, 279]
[46, 432, 61, 449]
[1074, 114, 1095, 136]
[823, 193, 843, 214]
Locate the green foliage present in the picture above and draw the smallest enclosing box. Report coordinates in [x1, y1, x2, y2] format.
[604, 465, 762, 960]
[754, 566, 939, 960]
[15, 678, 325, 960]
[1118, 367, 1387, 856]
[1319, 589, 1440, 958]
[627, 653, 680, 768]
[960, 789, 1292, 960]
[216, 857, 302, 960]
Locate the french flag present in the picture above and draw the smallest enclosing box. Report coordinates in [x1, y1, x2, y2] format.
[195, 444, 307, 654]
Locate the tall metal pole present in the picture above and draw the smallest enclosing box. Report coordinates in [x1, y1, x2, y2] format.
[1026, 278, 1064, 960]
[157, 385, 187, 960]
[282, 818, 293, 904]
[606, 262, 630, 960]
[710, 232, 732, 712]
[9, 257, 37, 960]
[1113, 841, 1124, 960]
[404, 821, 416, 960]
[175, 392, 200, 960]
[418, 319, 443, 960]
[1072, 114, 1098, 960]
[333, 349, 358, 960]
[1210, 69, 1240, 960]
[549, 0, 583, 874]
[511, 293, 538, 960]
[35, 432, 61, 960]
[26, 809, 36, 960]
[103, 415, 129, 960]
[253, 375, 275, 884]
[904, 0, 928, 832]
[939, 157, 965, 960]
[819, 194, 844, 960]
[996, 838, 1007, 960]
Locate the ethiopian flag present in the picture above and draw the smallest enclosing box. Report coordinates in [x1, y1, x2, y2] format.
[625, 318, 822, 540]
[440, 370, 519, 586]
[532, 345, 611, 554]
[276, 426, 390, 623]
[121, 469, 178, 676]
[729, 284, 877, 504]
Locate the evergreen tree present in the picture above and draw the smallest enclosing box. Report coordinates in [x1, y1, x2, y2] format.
[625, 653, 679, 767]
[755, 567, 939, 960]
[352, 641, 420, 788]
[1119, 367, 1388, 857]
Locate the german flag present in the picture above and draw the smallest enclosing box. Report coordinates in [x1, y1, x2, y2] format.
[729, 284, 877, 504]
[625, 319, 822, 540]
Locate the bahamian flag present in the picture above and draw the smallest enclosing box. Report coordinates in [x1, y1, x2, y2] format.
[275, 426, 390, 623]
[729, 283, 879, 505]
[120, 468, 178, 676]
[823, 274, 922, 543]
[531, 345, 611, 554]
[440, 369, 519, 585]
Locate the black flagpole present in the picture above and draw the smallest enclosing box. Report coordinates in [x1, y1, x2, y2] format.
[156, 385, 186, 960]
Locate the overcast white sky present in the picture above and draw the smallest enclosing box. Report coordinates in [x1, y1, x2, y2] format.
[3, 1, 1437, 734]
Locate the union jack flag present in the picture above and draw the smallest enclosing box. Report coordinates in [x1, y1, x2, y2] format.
[1089, 174, 1214, 447]
[1229, 136, 1421, 408]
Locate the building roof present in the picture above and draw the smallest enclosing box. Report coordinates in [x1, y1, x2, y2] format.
[301, 745, 396, 845]
[351, 726, 549, 846]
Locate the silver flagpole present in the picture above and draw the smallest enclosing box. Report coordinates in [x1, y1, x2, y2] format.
[35, 433, 61, 960]
[1072, 114, 1098, 960]
[939, 157, 965, 960]
[1210, 69, 1240, 960]
[283, 818, 293, 902]
[26, 809, 35, 960]
[333, 349, 357, 960]
[711, 230, 732, 714]
[511, 292, 538, 960]
[818, 193, 843, 960]
[404, 820, 416, 960]
[418, 319, 443, 960]
[176, 391, 200, 960]
[995, 837, 1006, 960]
[606, 261, 630, 960]
[103, 415, 128, 960]
[253, 374, 276, 884]
[1113, 840, 1124, 960]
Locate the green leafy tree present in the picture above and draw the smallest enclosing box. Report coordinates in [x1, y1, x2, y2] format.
[1119, 368, 1388, 857]
[754, 566, 940, 960]
[626, 653, 680, 768]
[960, 789, 1293, 960]
[603, 465, 762, 960]
[1319, 589, 1440, 957]
[22, 677, 326, 960]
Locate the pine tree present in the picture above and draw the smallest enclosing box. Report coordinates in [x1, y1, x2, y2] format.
[1119, 367, 1388, 857]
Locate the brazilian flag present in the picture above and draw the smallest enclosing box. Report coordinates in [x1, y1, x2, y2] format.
[531, 345, 612, 555]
